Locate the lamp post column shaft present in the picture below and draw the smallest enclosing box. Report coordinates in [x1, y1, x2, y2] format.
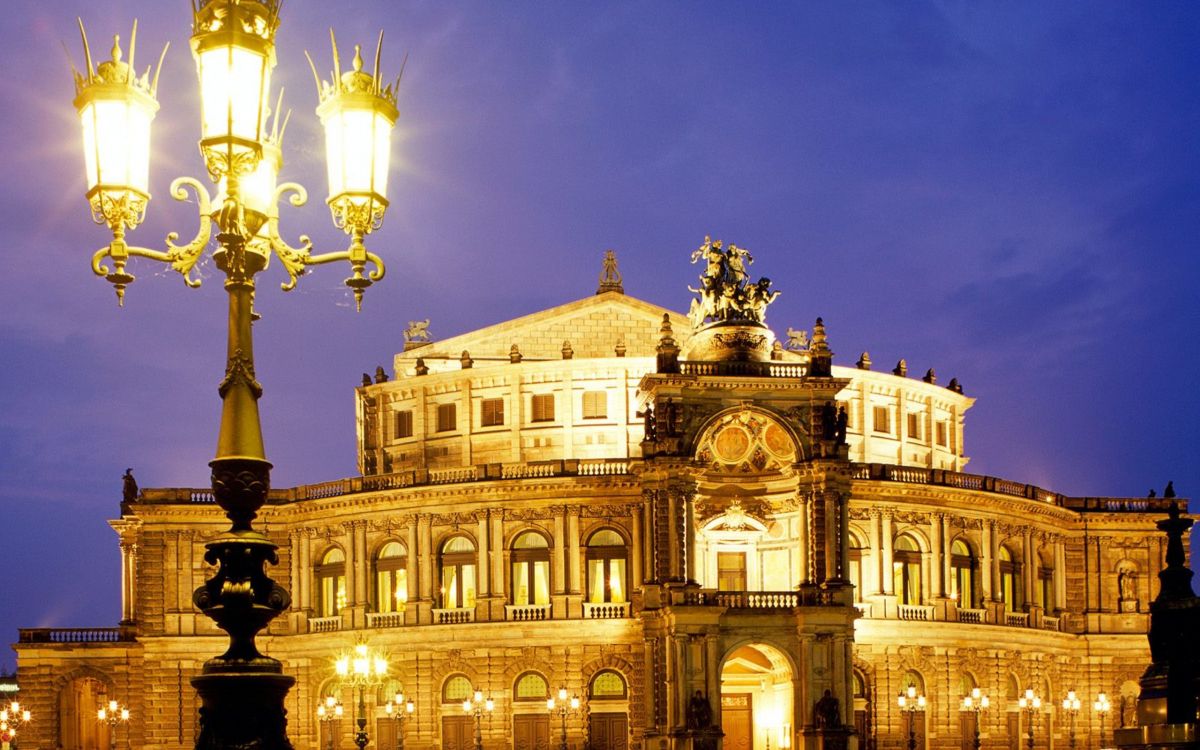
[474, 711, 483, 750]
[215, 262, 266, 462]
[560, 711, 568, 750]
[907, 712, 915, 750]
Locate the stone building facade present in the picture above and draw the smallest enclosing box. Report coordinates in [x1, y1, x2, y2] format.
[14, 258, 1182, 750]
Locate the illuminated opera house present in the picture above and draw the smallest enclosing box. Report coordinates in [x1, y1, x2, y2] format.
[15, 244, 1177, 750]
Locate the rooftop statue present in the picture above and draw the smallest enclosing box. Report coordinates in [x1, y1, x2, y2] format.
[687, 236, 781, 328]
[403, 319, 431, 343]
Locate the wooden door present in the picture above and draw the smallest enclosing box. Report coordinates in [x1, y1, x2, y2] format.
[1007, 713, 1021, 750]
[721, 694, 752, 750]
[589, 713, 628, 750]
[960, 711, 977, 750]
[318, 719, 340, 750]
[513, 714, 551, 750]
[443, 715, 475, 750]
[376, 718, 397, 750]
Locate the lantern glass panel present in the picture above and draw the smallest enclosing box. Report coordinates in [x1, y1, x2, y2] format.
[197, 44, 271, 145]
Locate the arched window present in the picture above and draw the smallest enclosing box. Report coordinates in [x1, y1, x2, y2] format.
[893, 535, 922, 605]
[440, 537, 477, 609]
[959, 672, 977, 696]
[903, 670, 926, 696]
[514, 672, 549, 702]
[1006, 674, 1020, 702]
[848, 531, 866, 602]
[511, 531, 551, 606]
[443, 675, 473, 704]
[316, 547, 346, 617]
[589, 670, 627, 699]
[999, 546, 1022, 612]
[950, 539, 976, 608]
[586, 529, 628, 604]
[852, 670, 868, 699]
[374, 541, 408, 614]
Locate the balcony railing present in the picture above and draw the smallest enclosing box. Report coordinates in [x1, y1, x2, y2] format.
[678, 360, 808, 378]
[681, 589, 836, 608]
[956, 608, 986, 624]
[897, 604, 934, 621]
[583, 601, 632, 619]
[309, 616, 342, 633]
[851, 463, 1182, 513]
[1005, 611, 1030, 627]
[18, 627, 136, 644]
[505, 604, 552, 621]
[366, 611, 405, 629]
[1042, 615, 1061, 631]
[432, 608, 476, 625]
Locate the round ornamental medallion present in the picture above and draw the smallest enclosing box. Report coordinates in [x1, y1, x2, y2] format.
[763, 422, 795, 460]
[712, 425, 752, 463]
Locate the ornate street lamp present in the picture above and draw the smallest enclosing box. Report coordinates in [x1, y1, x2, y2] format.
[896, 684, 926, 750]
[1093, 692, 1110, 749]
[336, 642, 389, 750]
[462, 689, 494, 750]
[69, 4, 403, 747]
[385, 691, 415, 750]
[0, 700, 31, 747]
[959, 688, 989, 750]
[546, 687, 580, 750]
[1060, 690, 1080, 750]
[97, 699, 131, 750]
[1017, 689, 1041, 750]
[316, 695, 344, 750]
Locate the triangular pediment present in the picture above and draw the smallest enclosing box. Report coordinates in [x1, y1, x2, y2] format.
[394, 292, 693, 370]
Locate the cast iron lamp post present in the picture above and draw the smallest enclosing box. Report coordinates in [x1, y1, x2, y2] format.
[1093, 693, 1110, 749]
[0, 700, 31, 748]
[1060, 690, 1080, 750]
[97, 700, 130, 750]
[1017, 689, 1041, 750]
[959, 688, 988, 750]
[546, 687, 580, 750]
[462, 689, 494, 750]
[316, 696, 344, 750]
[385, 691, 415, 750]
[336, 642, 389, 750]
[896, 684, 925, 750]
[69, 2, 401, 747]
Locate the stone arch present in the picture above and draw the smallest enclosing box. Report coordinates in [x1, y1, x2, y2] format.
[502, 523, 553, 549]
[692, 406, 805, 473]
[719, 640, 797, 750]
[53, 665, 116, 750]
[502, 651, 557, 690]
[429, 654, 478, 698]
[580, 654, 637, 690]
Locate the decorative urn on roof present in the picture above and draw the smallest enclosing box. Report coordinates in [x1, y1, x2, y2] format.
[681, 236, 781, 362]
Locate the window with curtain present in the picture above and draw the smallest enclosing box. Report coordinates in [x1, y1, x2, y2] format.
[531, 394, 555, 423]
[717, 551, 747, 591]
[511, 531, 551, 606]
[316, 547, 346, 617]
[950, 538, 976, 608]
[893, 535, 922, 605]
[440, 536, 477, 609]
[999, 546, 1022, 612]
[481, 398, 504, 427]
[374, 541, 408, 613]
[1038, 553, 1054, 611]
[582, 390, 607, 419]
[586, 529, 627, 604]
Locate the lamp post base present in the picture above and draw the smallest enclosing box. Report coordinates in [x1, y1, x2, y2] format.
[193, 672, 295, 750]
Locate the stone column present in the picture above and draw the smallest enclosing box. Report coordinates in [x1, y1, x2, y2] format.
[343, 522, 357, 617]
[355, 522, 369, 606]
[568, 507, 582, 594]
[406, 520, 418, 623]
[418, 514, 433, 608]
[667, 488, 680, 581]
[289, 530, 301, 612]
[988, 523, 1001, 604]
[930, 515, 944, 598]
[477, 511, 490, 598]
[1054, 537, 1066, 611]
[869, 510, 882, 594]
[1022, 528, 1035, 608]
[880, 512, 894, 595]
[799, 491, 812, 585]
[299, 530, 312, 611]
[553, 508, 567, 594]
[490, 513, 505, 600]
[119, 539, 138, 624]
[631, 505, 643, 592]
[685, 491, 698, 583]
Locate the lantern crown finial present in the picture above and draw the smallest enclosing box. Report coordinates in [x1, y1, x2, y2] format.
[73, 19, 168, 98]
[308, 29, 403, 111]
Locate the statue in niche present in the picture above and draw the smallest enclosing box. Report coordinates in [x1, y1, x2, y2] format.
[639, 405, 657, 441]
[662, 398, 679, 437]
[835, 407, 848, 445]
[821, 401, 837, 441]
[686, 690, 713, 730]
[1118, 567, 1138, 611]
[814, 690, 840, 729]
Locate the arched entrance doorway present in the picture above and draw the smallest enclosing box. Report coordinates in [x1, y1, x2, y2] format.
[58, 677, 110, 750]
[720, 644, 794, 750]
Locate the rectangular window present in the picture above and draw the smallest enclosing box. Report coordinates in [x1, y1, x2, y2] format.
[873, 405, 891, 434]
[717, 552, 747, 591]
[436, 403, 457, 432]
[481, 398, 504, 427]
[394, 410, 413, 439]
[531, 393, 555, 423]
[936, 421, 948, 446]
[582, 390, 607, 419]
[907, 412, 922, 441]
